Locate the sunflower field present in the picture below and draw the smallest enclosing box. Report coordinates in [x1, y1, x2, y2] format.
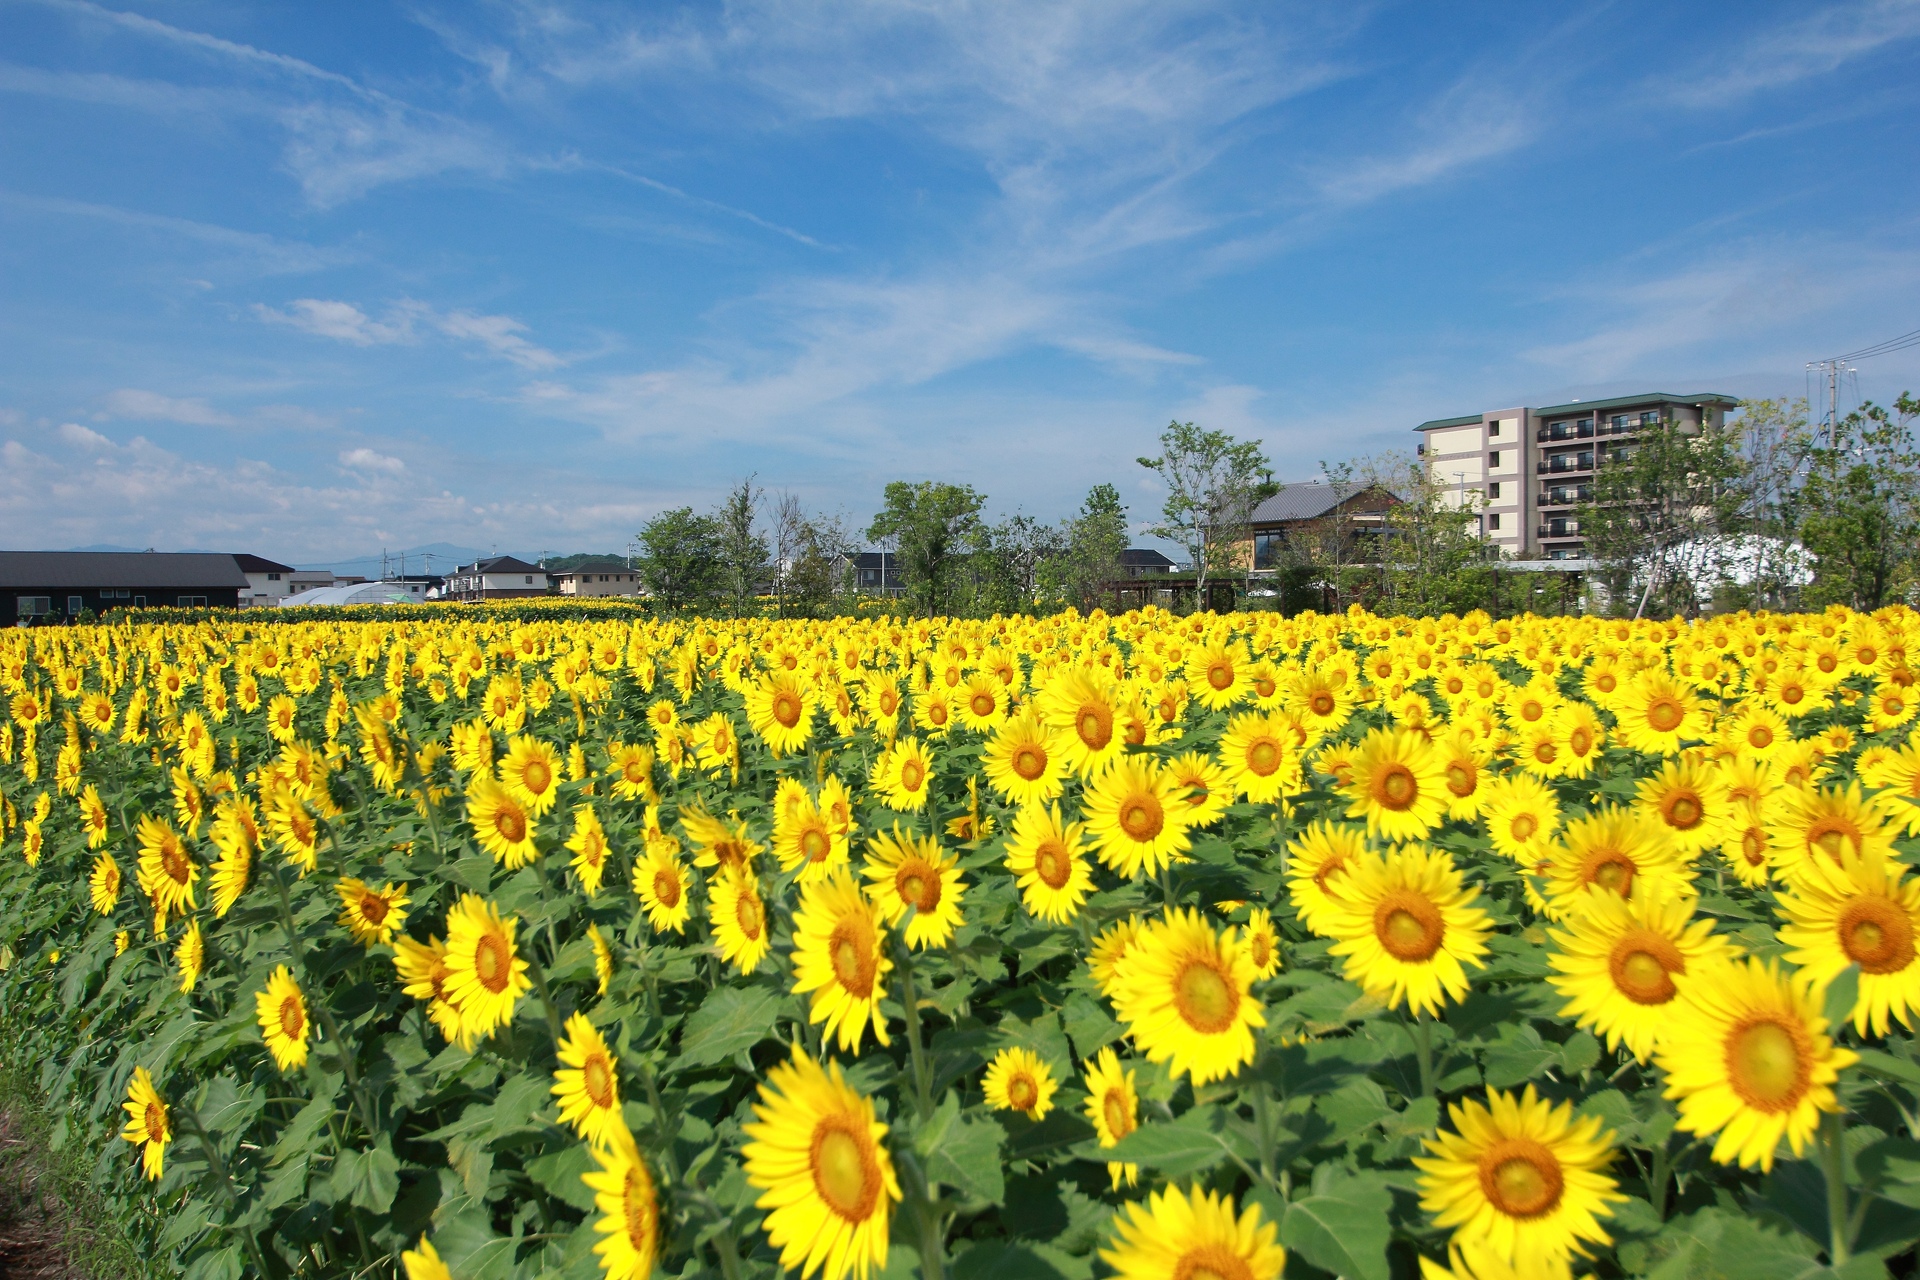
[3, 605, 1920, 1280]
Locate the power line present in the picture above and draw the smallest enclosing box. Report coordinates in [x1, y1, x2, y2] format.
[1830, 326, 1920, 363]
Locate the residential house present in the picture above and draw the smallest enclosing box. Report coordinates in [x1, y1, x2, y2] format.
[0, 551, 249, 623]
[234, 554, 298, 608]
[443, 556, 550, 601]
[842, 551, 903, 595]
[1238, 482, 1401, 571]
[1119, 549, 1177, 577]
[550, 559, 640, 597]
[1415, 392, 1739, 560]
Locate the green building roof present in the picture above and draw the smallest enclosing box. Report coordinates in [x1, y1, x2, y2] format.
[1413, 392, 1739, 433]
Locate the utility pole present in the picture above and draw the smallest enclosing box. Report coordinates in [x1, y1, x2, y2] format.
[1806, 358, 1854, 446]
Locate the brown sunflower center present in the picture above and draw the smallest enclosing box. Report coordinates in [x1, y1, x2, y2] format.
[1570, 726, 1594, 755]
[621, 1168, 656, 1248]
[1809, 820, 1861, 861]
[1247, 740, 1280, 776]
[1254, 676, 1277, 700]
[1726, 1016, 1812, 1112]
[1310, 691, 1335, 716]
[1171, 1243, 1256, 1280]
[1446, 762, 1476, 797]
[735, 890, 765, 940]
[772, 691, 802, 728]
[1102, 1089, 1134, 1141]
[475, 933, 511, 992]
[897, 863, 941, 913]
[1608, 930, 1684, 1005]
[810, 1120, 879, 1222]
[1120, 794, 1164, 843]
[830, 922, 876, 997]
[583, 1053, 615, 1108]
[899, 758, 926, 792]
[1840, 898, 1917, 975]
[359, 894, 389, 926]
[1011, 743, 1048, 781]
[1478, 1138, 1565, 1219]
[1207, 662, 1234, 691]
[1533, 740, 1558, 765]
[1664, 794, 1703, 830]
[1173, 959, 1238, 1034]
[1249, 933, 1273, 969]
[652, 868, 682, 908]
[1375, 890, 1445, 961]
[971, 693, 995, 717]
[1077, 704, 1114, 750]
[1007, 1074, 1038, 1112]
[1583, 851, 1636, 896]
[1646, 698, 1684, 732]
[279, 995, 305, 1041]
[145, 1101, 167, 1139]
[1373, 764, 1418, 810]
[161, 842, 190, 885]
[494, 806, 527, 844]
[1034, 841, 1072, 890]
[1509, 813, 1539, 842]
[801, 829, 830, 863]
[1749, 723, 1774, 748]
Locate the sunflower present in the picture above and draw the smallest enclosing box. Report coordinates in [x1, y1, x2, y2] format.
[1726, 703, 1788, 759]
[496, 734, 563, 817]
[773, 792, 851, 883]
[583, 1123, 661, 1280]
[1762, 661, 1822, 720]
[1111, 908, 1264, 1085]
[336, 877, 410, 947]
[1867, 681, 1919, 735]
[1218, 712, 1297, 804]
[1656, 957, 1857, 1171]
[1088, 915, 1149, 999]
[1165, 750, 1232, 829]
[982, 1047, 1058, 1119]
[1766, 783, 1896, 884]
[589, 922, 613, 995]
[255, 965, 310, 1072]
[466, 775, 539, 868]
[1339, 728, 1449, 842]
[1614, 672, 1704, 755]
[636, 840, 693, 934]
[1284, 820, 1367, 936]
[1776, 845, 1920, 1036]
[443, 894, 532, 1045]
[954, 673, 1009, 733]
[209, 802, 255, 917]
[791, 870, 893, 1053]
[89, 852, 121, 915]
[1100, 1184, 1286, 1280]
[266, 693, 300, 743]
[1241, 907, 1283, 979]
[134, 814, 198, 928]
[1547, 887, 1733, 1062]
[604, 742, 657, 802]
[711, 866, 773, 974]
[79, 784, 109, 848]
[120, 1066, 170, 1181]
[1324, 844, 1492, 1017]
[742, 1049, 901, 1280]
[1040, 668, 1125, 777]
[1433, 733, 1491, 821]
[1285, 664, 1356, 736]
[861, 824, 965, 949]
[564, 804, 612, 896]
[551, 1012, 624, 1147]
[401, 1239, 453, 1280]
[1083, 756, 1192, 880]
[742, 670, 817, 756]
[981, 709, 1066, 806]
[450, 720, 495, 775]
[1542, 807, 1690, 920]
[696, 712, 740, 778]
[681, 804, 763, 876]
[870, 736, 934, 812]
[1634, 758, 1733, 856]
[1185, 642, 1252, 712]
[1082, 1047, 1141, 1190]
[79, 692, 115, 734]
[175, 919, 204, 994]
[1414, 1085, 1623, 1271]
[394, 934, 460, 1041]
[1003, 803, 1094, 924]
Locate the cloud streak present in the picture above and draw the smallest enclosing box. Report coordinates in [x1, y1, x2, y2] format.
[255, 299, 566, 370]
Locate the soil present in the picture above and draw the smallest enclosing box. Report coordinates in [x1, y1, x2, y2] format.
[0, 1111, 83, 1280]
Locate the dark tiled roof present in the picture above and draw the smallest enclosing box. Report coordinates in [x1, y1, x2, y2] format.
[0, 551, 250, 589]
[1120, 549, 1175, 567]
[461, 556, 545, 574]
[233, 553, 297, 574]
[1248, 483, 1393, 524]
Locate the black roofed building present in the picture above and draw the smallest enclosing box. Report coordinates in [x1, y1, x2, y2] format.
[442, 556, 551, 602]
[1239, 482, 1401, 570]
[233, 553, 299, 609]
[0, 551, 250, 623]
[1120, 548, 1177, 577]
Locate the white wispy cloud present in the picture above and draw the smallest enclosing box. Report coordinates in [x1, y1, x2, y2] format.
[339, 447, 405, 475]
[255, 298, 565, 369]
[1666, 0, 1920, 108]
[98, 390, 238, 427]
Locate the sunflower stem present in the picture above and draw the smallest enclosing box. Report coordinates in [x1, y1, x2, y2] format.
[521, 949, 567, 1046]
[896, 944, 935, 1121]
[1409, 1011, 1435, 1098]
[1820, 1109, 1850, 1265]
[1648, 1141, 1671, 1220]
[178, 1106, 276, 1280]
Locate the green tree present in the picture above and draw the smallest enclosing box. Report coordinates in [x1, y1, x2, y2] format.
[1796, 394, 1920, 610]
[1042, 483, 1130, 611]
[1137, 421, 1275, 604]
[1579, 420, 1747, 617]
[784, 507, 859, 619]
[715, 475, 770, 617]
[635, 507, 724, 613]
[866, 481, 986, 618]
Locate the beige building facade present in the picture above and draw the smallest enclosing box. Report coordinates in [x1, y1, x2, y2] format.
[1415, 392, 1738, 560]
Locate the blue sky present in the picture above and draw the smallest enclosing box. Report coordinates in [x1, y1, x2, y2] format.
[2, 0, 1918, 562]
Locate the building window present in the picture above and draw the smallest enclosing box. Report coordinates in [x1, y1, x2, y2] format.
[1253, 532, 1283, 570]
[1488, 421, 1500, 437]
[17, 596, 51, 616]
[525, 576, 533, 584]
[1488, 451, 1500, 468]
[1487, 514, 1500, 531]
[133, 596, 145, 607]
[1488, 482, 1500, 499]
[267, 572, 281, 581]
[67, 595, 83, 614]
[178, 595, 207, 607]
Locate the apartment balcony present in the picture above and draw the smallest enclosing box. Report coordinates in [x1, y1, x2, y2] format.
[1536, 422, 1596, 442]
[1536, 484, 1591, 507]
[1536, 520, 1582, 539]
[1537, 452, 1594, 475]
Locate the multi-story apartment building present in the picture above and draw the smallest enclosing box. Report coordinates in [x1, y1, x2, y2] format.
[1415, 392, 1739, 559]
